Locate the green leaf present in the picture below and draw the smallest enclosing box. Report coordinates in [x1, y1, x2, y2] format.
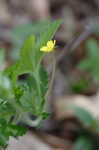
[0, 48, 5, 66]
[0, 102, 15, 120]
[0, 119, 27, 148]
[78, 38, 99, 84]
[71, 78, 90, 93]
[11, 21, 51, 60]
[19, 66, 48, 115]
[11, 21, 51, 44]
[19, 86, 35, 113]
[91, 22, 99, 36]
[41, 112, 50, 119]
[6, 20, 61, 83]
[11, 20, 61, 60]
[20, 35, 36, 70]
[35, 20, 61, 64]
[7, 124, 27, 136]
[0, 20, 61, 148]
[74, 136, 92, 150]
[5, 35, 35, 83]
[92, 119, 99, 134]
[86, 39, 99, 58]
[78, 59, 92, 71]
[70, 106, 94, 127]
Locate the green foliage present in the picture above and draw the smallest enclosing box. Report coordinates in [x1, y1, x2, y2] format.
[10, 21, 49, 60]
[0, 20, 61, 148]
[78, 39, 99, 83]
[0, 119, 27, 147]
[74, 136, 93, 150]
[71, 78, 90, 94]
[70, 106, 94, 127]
[6, 35, 36, 83]
[69, 105, 99, 150]
[0, 48, 5, 66]
[11, 20, 61, 60]
[7, 20, 61, 82]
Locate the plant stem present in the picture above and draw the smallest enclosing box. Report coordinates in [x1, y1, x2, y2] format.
[33, 66, 43, 113]
[35, 69, 42, 99]
[45, 53, 56, 106]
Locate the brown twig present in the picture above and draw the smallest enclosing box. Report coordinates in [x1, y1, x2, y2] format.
[56, 25, 93, 64]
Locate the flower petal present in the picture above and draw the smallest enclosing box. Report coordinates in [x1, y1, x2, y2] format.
[40, 40, 56, 52]
[47, 40, 53, 47]
[40, 46, 48, 51]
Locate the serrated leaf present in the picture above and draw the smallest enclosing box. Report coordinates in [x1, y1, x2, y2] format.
[74, 136, 92, 150]
[7, 124, 27, 136]
[0, 120, 27, 148]
[0, 102, 15, 120]
[19, 89, 35, 113]
[20, 66, 48, 115]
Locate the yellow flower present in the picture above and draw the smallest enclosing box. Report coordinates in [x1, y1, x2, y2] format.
[40, 40, 56, 52]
